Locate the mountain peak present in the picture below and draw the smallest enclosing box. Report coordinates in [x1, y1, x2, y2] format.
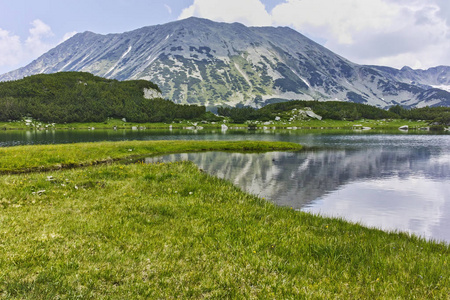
[401, 66, 414, 72]
[0, 18, 449, 107]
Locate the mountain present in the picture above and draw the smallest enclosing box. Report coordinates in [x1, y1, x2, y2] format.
[1, 17, 450, 108]
[371, 65, 450, 91]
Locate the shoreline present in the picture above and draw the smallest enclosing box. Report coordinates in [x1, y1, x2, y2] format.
[0, 140, 302, 174]
[0, 118, 435, 131]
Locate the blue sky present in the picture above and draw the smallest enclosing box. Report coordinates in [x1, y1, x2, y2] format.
[1, 0, 450, 74]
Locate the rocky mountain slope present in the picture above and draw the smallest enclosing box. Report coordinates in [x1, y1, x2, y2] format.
[1, 17, 450, 108]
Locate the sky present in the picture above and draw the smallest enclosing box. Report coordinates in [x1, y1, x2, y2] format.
[0, 0, 450, 74]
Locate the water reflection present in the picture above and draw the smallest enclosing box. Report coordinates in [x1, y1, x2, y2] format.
[1, 129, 449, 150]
[147, 148, 450, 243]
[303, 177, 450, 243]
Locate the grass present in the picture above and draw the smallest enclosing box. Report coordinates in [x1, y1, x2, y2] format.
[0, 141, 448, 298]
[0, 160, 448, 299]
[0, 140, 302, 173]
[261, 118, 429, 130]
[0, 119, 184, 130]
[0, 118, 431, 131]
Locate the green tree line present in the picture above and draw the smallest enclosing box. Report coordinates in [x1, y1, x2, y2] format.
[219, 100, 450, 124]
[388, 105, 450, 125]
[0, 72, 205, 123]
[260, 100, 399, 120]
[218, 100, 399, 123]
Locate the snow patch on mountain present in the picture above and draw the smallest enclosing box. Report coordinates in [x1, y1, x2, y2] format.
[431, 85, 450, 92]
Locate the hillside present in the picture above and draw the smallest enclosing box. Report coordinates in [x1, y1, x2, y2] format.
[0, 72, 205, 123]
[1, 18, 450, 108]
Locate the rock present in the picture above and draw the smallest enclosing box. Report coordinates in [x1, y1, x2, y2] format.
[143, 88, 163, 99]
[305, 110, 322, 120]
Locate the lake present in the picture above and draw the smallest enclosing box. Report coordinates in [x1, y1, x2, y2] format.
[1, 128, 449, 243]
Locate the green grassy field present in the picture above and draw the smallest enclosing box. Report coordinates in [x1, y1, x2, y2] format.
[0, 118, 430, 131]
[0, 141, 448, 299]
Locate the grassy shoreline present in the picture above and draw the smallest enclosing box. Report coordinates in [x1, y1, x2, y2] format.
[0, 118, 431, 131]
[0, 140, 302, 174]
[0, 141, 448, 298]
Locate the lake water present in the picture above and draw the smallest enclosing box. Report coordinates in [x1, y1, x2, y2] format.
[1, 129, 449, 243]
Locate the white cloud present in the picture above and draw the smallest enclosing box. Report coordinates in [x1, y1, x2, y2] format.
[0, 19, 75, 74]
[0, 28, 22, 67]
[271, 0, 399, 44]
[179, 0, 272, 26]
[25, 19, 54, 58]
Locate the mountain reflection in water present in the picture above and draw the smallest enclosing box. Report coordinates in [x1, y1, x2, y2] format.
[147, 148, 450, 243]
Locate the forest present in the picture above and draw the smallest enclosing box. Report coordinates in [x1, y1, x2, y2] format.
[218, 100, 397, 123]
[388, 105, 450, 125]
[218, 100, 450, 124]
[0, 72, 206, 123]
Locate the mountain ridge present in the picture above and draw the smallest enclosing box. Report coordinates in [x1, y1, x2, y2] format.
[1, 17, 450, 108]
